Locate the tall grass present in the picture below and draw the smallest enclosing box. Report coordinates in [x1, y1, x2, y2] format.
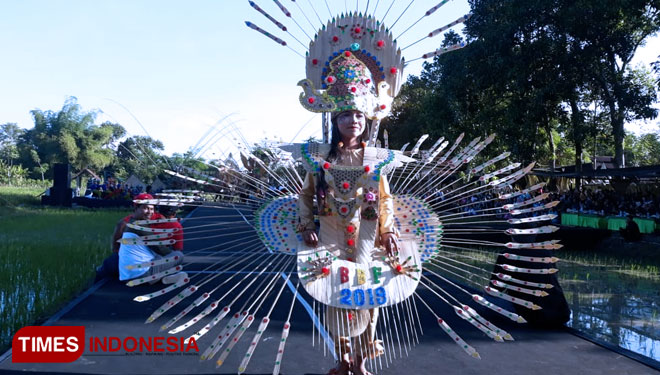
[0, 186, 44, 209]
[0, 188, 129, 352]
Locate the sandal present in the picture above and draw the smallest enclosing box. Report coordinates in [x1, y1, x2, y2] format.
[327, 358, 351, 375]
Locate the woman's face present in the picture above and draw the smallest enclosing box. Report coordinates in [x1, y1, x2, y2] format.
[336, 110, 366, 141]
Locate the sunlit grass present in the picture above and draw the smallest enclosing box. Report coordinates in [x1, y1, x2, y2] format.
[0, 187, 129, 352]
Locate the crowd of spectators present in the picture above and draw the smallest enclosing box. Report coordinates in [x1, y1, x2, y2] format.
[425, 183, 660, 223]
[427, 185, 543, 221]
[552, 188, 660, 218]
[84, 178, 153, 201]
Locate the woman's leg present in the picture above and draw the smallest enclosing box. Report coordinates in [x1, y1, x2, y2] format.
[354, 308, 383, 375]
[326, 307, 358, 375]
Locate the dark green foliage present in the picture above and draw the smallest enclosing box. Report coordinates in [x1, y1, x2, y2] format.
[0, 123, 24, 167]
[6, 97, 194, 185]
[388, 0, 660, 169]
[111, 135, 167, 182]
[17, 97, 125, 179]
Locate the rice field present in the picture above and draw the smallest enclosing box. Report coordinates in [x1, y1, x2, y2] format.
[0, 186, 43, 209]
[0, 186, 129, 352]
[430, 242, 660, 363]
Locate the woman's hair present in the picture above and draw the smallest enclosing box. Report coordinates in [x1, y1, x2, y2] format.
[316, 112, 369, 199]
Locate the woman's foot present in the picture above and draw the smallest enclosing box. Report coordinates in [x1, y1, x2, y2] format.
[327, 361, 350, 375]
[352, 356, 372, 375]
[327, 354, 351, 375]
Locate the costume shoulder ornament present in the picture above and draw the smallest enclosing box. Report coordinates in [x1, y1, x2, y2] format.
[118, 2, 567, 373]
[280, 142, 412, 175]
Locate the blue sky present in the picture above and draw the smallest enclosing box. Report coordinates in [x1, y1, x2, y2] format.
[1, 0, 658, 158]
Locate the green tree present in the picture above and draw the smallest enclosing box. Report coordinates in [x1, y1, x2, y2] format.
[389, 0, 659, 173]
[564, 0, 660, 167]
[113, 135, 166, 182]
[390, 2, 576, 166]
[0, 123, 25, 167]
[626, 132, 660, 166]
[168, 151, 207, 172]
[18, 97, 126, 179]
[389, 31, 510, 160]
[29, 149, 49, 182]
[653, 55, 660, 89]
[0, 159, 28, 185]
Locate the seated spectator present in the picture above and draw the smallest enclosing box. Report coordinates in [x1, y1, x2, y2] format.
[118, 224, 184, 282]
[111, 194, 164, 252]
[151, 205, 185, 251]
[95, 193, 164, 281]
[115, 198, 184, 283]
[620, 215, 642, 242]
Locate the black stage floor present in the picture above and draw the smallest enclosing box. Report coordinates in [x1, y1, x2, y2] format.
[1, 206, 657, 374]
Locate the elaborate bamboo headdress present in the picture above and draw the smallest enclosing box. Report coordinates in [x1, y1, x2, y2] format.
[297, 13, 403, 120]
[246, 1, 470, 138]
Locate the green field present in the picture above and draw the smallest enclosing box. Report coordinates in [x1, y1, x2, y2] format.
[0, 186, 129, 352]
[0, 186, 43, 209]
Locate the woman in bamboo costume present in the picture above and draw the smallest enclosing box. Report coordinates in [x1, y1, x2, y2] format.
[299, 108, 399, 375]
[125, 7, 568, 374]
[283, 12, 414, 373]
